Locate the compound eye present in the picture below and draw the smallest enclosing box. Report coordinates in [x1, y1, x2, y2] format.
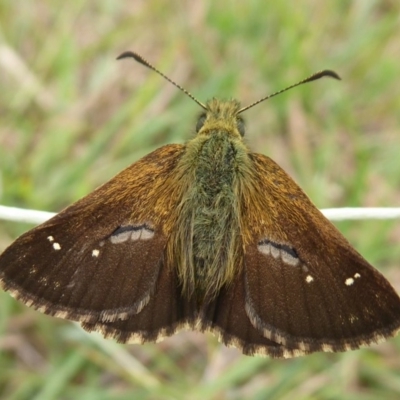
[237, 117, 245, 136]
[196, 113, 207, 132]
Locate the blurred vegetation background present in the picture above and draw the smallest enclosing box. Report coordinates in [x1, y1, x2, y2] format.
[0, 1, 399, 399]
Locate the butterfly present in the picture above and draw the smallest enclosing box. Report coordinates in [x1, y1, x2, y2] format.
[0, 51, 399, 358]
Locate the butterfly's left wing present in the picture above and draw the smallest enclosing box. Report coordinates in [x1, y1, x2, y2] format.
[242, 153, 400, 355]
[0, 145, 192, 339]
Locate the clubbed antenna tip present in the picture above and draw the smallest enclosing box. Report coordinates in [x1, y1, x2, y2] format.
[117, 51, 149, 66]
[117, 51, 206, 110]
[309, 70, 341, 82]
[238, 69, 341, 114]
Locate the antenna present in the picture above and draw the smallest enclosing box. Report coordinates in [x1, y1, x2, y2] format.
[238, 70, 341, 114]
[117, 51, 207, 110]
[118, 51, 340, 114]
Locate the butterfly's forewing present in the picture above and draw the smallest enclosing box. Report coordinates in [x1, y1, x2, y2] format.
[242, 153, 400, 354]
[0, 145, 187, 330]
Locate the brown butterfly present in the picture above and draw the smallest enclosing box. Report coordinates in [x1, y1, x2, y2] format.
[0, 52, 399, 358]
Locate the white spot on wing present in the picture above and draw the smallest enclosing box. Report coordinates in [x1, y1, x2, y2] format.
[270, 246, 280, 259]
[306, 275, 314, 283]
[92, 249, 100, 257]
[110, 225, 155, 244]
[110, 231, 131, 244]
[130, 230, 141, 241]
[354, 273, 361, 278]
[47, 236, 54, 242]
[53, 242, 61, 250]
[345, 277, 354, 286]
[140, 228, 154, 240]
[258, 243, 272, 256]
[281, 251, 299, 266]
[258, 240, 299, 266]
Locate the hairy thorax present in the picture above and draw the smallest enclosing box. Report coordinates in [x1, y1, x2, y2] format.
[169, 130, 251, 303]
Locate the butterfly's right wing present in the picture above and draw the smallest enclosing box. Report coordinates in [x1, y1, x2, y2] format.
[0, 145, 194, 338]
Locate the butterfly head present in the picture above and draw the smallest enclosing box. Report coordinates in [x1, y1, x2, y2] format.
[195, 99, 245, 138]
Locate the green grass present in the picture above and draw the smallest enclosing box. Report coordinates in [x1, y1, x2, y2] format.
[1, 1, 400, 399]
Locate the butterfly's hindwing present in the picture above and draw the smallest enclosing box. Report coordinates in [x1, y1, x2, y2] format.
[200, 265, 305, 358]
[82, 256, 197, 343]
